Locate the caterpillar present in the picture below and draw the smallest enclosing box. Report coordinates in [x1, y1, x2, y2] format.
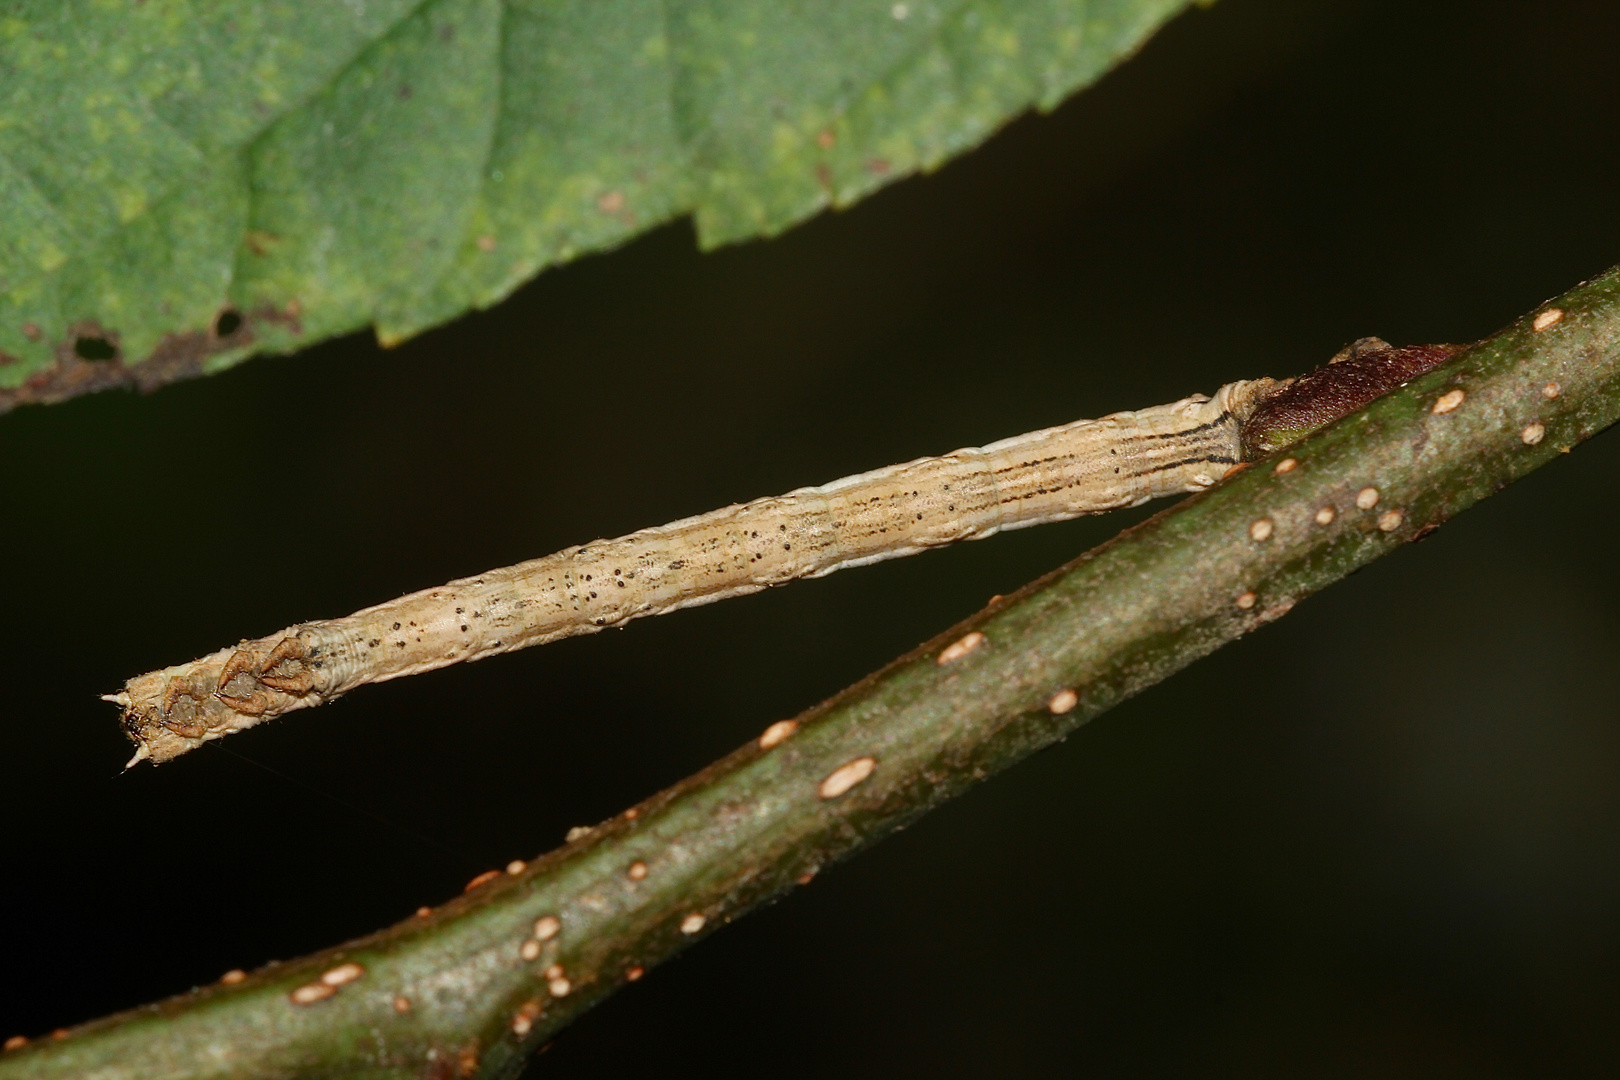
[108, 338, 1462, 764]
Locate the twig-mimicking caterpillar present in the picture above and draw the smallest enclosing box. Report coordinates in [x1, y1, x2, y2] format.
[109, 338, 1462, 764]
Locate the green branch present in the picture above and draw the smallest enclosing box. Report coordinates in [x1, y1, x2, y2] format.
[7, 267, 1618, 1079]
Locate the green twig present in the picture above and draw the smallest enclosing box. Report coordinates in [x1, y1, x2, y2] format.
[7, 268, 1618, 1079]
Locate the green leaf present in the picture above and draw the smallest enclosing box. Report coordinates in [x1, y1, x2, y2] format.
[0, 0, 1197, 409]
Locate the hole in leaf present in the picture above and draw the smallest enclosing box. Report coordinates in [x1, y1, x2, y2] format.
[73, 335, 117, 362]
[214, 308, 243, 337]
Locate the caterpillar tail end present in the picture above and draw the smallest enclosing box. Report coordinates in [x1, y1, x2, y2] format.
[106, 668, 217, 766]
[107, 634, 331, 766]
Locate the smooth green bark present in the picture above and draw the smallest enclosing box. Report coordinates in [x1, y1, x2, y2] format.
[6, 268, 1617, 1078]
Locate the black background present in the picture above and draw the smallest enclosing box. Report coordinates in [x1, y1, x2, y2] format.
[5, 0, 1620, 1075]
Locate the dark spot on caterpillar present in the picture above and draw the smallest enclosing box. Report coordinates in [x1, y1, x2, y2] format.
[617, 580, 626, 587]
[1242, 338, 1467, 456]
[1141, 413, 1231, 440]
[461, 625, 468, 632]
[783, 543, 791, 550]
[1141, 454, 1237, 475]
[392, 622, 401, 630]
[396, 641, 406, 648]
[455, 607, 464, 614]
[369, 639, 380, 647]
[668, 560, 685, 570]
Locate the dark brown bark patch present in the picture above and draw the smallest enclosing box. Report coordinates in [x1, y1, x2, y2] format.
[1242, 339, 1467, 456]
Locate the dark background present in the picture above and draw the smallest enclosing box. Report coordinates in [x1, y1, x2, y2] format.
[5, 0, 1620, 1075]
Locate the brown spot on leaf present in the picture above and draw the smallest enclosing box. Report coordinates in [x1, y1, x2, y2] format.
[815, 162, 834, 194]
[0, 303, 295, 415]
[243, 230, 279, 256]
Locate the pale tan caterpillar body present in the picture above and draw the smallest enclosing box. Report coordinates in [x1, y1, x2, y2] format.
[110, 377, 1289, 764]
